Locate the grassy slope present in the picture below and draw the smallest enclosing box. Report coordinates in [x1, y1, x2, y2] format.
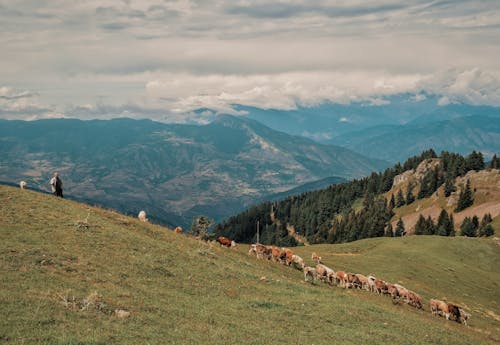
[1, 185, 499, 345]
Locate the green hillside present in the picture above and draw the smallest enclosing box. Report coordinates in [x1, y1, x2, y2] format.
[1, 185, 499, 344]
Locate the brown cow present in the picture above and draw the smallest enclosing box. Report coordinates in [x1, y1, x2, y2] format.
[394, 284, 409, 301]
[354, 274, 370, 290]
[373, 279, 388, 295]
[304, 266, 317, 283]
[174, 226, 183, 234]
[291, 254, 305, 270]
[271, 246, 282, 263]
[407, 290, 423, 309]
[217, 236, 233, 247]
[315, 264, 335, 284]
[311, 252, 322, 263]
[281, 248, 294, 266]
[335, 270, 346, 287]
[430, 299, 452, 319]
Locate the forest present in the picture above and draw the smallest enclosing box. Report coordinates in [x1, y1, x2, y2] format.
[215, 150, 498, 245]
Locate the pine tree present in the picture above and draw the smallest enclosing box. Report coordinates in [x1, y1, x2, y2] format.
[479, 224, 494, 237]
[460, 217, 477, 237]
[395, 218, 405, 237]
[436, 209, 450, 236]
[488, 154, 500, 169]
[385, 223, 394, 237]
[396, 189, 405, 207]
[405, 185, 415, 205]
[448, 214, 455, 236]
[465, 151, 485, 171]
[414, 215, 427, 235]
[389, 194, 395, 210]
[455, 180, 474, 212]
[444, 175, 456, 197]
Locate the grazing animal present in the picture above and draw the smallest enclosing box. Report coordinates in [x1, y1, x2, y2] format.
[335, 270, 346, 287]
[354, 274, 370, 291]
[315, 264, 335, 284]
[138, 210, 148, 222]
[447, 303, 462, 323]
[19, 181, 27, 189]
[291, 254, 305, 270]
[311, 252, 322, 263]
[459, 308, 471, 326]
[386, 283, 399, 299]
[217, 236, 233, 247]
[281, 248, 295, 266]
[271, 247, 282, 263]
[367, 275, 377, 292]
[303, 266, 317, 283]
[407, 290, 423, 309]
[174, 226, 183, 234]
[430, 299, 451, 319]
[394, 284, 409, 301]
[373, 279, 388, 295]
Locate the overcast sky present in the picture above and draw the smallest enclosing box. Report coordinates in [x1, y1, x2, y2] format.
[1, 0, 500, 122]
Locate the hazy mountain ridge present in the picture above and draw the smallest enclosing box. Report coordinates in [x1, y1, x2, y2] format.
[330, 115, 500, 162]
[0, 116, 386, 227]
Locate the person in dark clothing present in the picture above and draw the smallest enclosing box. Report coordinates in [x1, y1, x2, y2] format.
[50, 172, 63, 198]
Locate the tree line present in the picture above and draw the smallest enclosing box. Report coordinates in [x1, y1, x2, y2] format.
[214, 150, 497, 245]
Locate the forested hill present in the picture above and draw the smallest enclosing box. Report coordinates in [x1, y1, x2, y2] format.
[215, 150, 500, 245]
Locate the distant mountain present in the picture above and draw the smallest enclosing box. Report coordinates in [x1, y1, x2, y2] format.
[240, 94, 500, 142]
[329, 116, 500, 162]
[0, 116, 387, 227]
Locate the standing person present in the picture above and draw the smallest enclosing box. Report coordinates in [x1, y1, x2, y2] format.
[50, 172, 63, 198]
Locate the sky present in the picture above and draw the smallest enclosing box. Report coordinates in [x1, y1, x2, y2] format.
[1, 0, 500, 122]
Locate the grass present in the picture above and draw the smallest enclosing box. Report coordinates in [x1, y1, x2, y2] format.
[1, 185, 499, 344]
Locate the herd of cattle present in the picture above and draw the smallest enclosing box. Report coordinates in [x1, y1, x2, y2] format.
[239, 241, 471, 327]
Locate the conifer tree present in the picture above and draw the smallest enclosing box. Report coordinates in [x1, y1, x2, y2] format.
[455, 180, 474, 212]
[465, 151, 485, 171]
[444, 175, 456, 197]
[385, 223, 394, 237]
[395, 218, 405, 237]
[449, 214, 455, 236]
[405, 185, 415, 205]
[460, 217, 477, 237]
[436, 209, 451, 236]
[479, 224, 494, 237]
[396, 189, 405, 207]
[414, 215, 427, 235]
[488, 154, 500, 169]
[389, 194, 395, 210]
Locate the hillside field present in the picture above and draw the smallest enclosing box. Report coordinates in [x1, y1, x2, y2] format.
[1, 185, 499, 344]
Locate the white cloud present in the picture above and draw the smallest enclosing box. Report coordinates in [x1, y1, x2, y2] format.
[339, 117, 349, 122]
[0, 1, 499, 120]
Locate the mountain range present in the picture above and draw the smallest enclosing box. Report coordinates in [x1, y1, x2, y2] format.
[0, 116, 386, 227]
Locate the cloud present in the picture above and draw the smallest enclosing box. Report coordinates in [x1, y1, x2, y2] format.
[0, 1, 499, 120]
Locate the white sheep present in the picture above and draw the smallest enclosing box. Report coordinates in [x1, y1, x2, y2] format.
[19, 181, 27, 190]
[138, 210, 148, 222]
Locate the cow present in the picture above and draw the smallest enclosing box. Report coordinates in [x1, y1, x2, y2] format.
[138, 210, 148, 222]
[335, 270, 346, 287]
[249, 244, 271, 260]
[394, 284, 409, 301]
[350, 273, 362, 289]
[407, 290, 423, 309]
[315, 264, 335, 284]
[459, 308, 471, 326]
[447, 303, 462, 323]
[217, 236, 233, 247]
[311, 252, 322, 263]
[291, 254, 305, 270]
[367, 275, 377, 292]
[19, 181, 27, 190]
[304, 266, 317, 283]
[174, 226, 183, 234]
[373, 279, 388, 295]
[271, 246, 282, 263]
[430, 299, 451, 319]
[354, 274, 370, 291]
[281, 248, 294, 266]
[386, 283, 399, 299]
